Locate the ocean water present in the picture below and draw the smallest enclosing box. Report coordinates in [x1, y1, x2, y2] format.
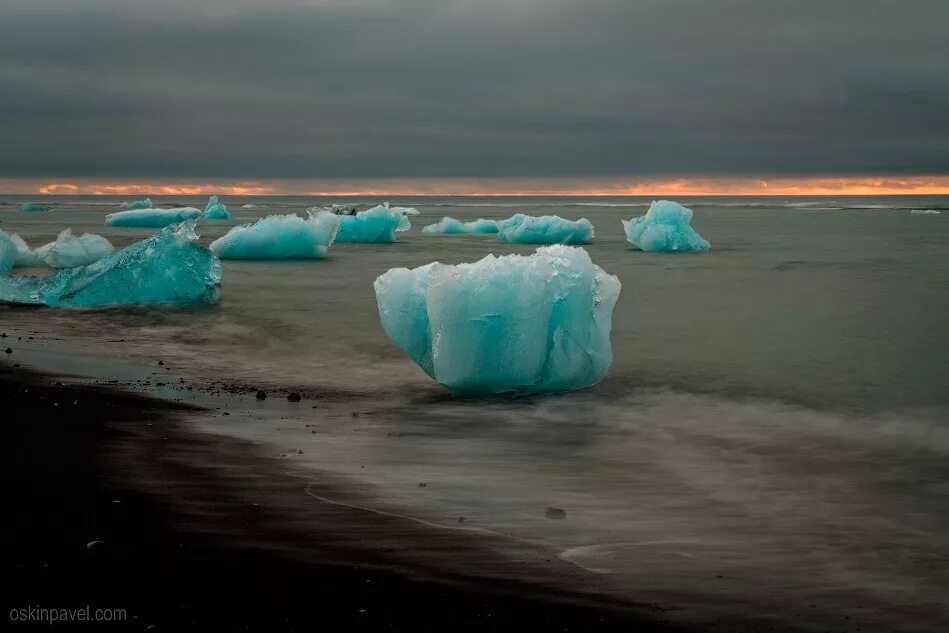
[2, 195, 948, 630]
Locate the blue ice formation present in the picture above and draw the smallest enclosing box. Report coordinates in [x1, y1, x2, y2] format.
[335, 203, 411, 243]
[0, 231, 15, 273]
[422, 217, 499, 235]
[105, 206, 202, 228]
[203, 195, 232, 220]
[7, 234, 50, 267]
[44, 229, 114, 268]
[210, 210, 340, 259]
[496, 214, 594, 244]
[622, 200, 710, 253]
[0, 222, 221, 308]
[120, 198, 152, 210]
[374, 245, 620, 396]
[21, 202, 52, 213]
[910, 209, 941, 215]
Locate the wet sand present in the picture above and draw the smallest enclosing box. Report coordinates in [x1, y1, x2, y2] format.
[5, 361, 694, 632]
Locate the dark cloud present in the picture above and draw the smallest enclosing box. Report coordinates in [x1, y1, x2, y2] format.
[0, 0, 946, 179]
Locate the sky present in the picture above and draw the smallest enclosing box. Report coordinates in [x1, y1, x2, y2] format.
[1, 0, 947, 195]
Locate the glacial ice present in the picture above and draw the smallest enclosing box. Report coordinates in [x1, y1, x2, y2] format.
[203, 195, 232, 220]
[210, 211, 340, 259]
[20, 202, 52, 213]
[44, 229, 114, 268]
[105, 206, 202, 228]
[622, 200, 710, 252]
[8, 233, 50, 267]
[496, 214, 594, 244]
[335, 204, 411, 243]
[391, 205, 420, 216]
[910, 209, 941, 215]
[0, 222, 221, 308]
[120, 198, 152, 210]
[242, 204, 268, 210]
[0, 231, 15, 273]
[374, 245, 620, 395]
[423, 217, 499, 235]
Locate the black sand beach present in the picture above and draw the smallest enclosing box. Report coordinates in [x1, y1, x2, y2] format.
[6, 361, 696, 632]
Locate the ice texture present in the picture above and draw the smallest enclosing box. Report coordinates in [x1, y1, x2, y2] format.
[120, 198, 152, 210]
[374, 245, 620, 395]
[911, 209, 941, 215]
[210, 211, 339, 259]
[105, 206, 202, 228]
[335, 204, 410, 243]
[203, 195, 232, 220]
[5, 233, 49, 268]
[423, 217, 499, 234]
[0, 231, 15, 273]
[21, 202, 52, 213]
[44, 229, 114, 268]
[0, 222, 221, 308]
[622, 200, 710, 252]
[496, 214, 594, 244]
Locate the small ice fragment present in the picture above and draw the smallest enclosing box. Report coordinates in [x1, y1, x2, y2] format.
[120, 198, 152, 210]
[336, 203, 410, 243]
[43, 229, 114, 268]
[374, 245, 620, 395]
[209, 211, 340, 259]
[910, 209, 941, 215]
[423, 217, 499, 235]
[0, 222, 221, 308]
[105, 207, 202, 228]
[242, 204, 268, 210]
[496, 214, 594, 244]
[622, 200, 710, 252]
[20, 202, 52, 213]
[203, 195, 232, 220]
[0, 231, 16, 273]
[390, 205, 420, 216]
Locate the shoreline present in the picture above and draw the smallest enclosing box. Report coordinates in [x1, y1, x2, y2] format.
[6, 361, 696, 632]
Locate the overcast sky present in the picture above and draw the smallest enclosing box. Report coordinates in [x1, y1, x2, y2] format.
[1, 0, 946, 183]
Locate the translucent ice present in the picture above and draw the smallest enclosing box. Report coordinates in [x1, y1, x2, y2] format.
[374, 245, 620, 395]
[423, 217, 499, 235]
[44, 229, 114, 268]
[0, 222, 221, 308]
[910, 209, 941, 215]
[0, 231, 15, 273]
[336, 204, 410, 243]
[120, 197, 152, 210]
[105, 206, 202, 228]
[497, 214, 594, 244]
[210, 211, 340, 259]
[203, 195, 232, 220]
[5, 233, 50, 268]
[623, 200, 710, 252]
[21, 202, 52, 213]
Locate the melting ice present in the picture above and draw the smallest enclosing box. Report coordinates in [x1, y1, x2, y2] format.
[105, 206, 203, 228]
[622, 200, 710, 252]
[374, 245, 620, 396]
[120, 198, 152, 210]
[335, 204, 411, 243]
[423, 217, 499, 234]
[20, 202, 52, 213]
[210, 211, 339, 259]
[203, 195, 232, 220]
[496, 214, 594, 244]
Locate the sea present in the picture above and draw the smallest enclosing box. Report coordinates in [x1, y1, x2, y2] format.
[2, 194, 948, 631]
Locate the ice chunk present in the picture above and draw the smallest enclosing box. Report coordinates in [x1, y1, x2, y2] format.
[497, 214, 594, 244]
[20, 202, 52, 213]
[203, 195, 232, 220]
[336, 204, 410, 243]
[0, 231, 15, 273]
[0, 222, 221, 308]
[242, 204, 268, 210]
[390, 205, 420, 216]
[910, 209, 941, 215]
[6, 233, 50, 267]
[105, 206, 202, 228]
[210, 211, 340, 259]
[374, 245, 620, 395]
[44, 229, 114, 268]
[423, 217, 499, 234]
[120, 197, 152, 210]
[622, 200, 710, 252]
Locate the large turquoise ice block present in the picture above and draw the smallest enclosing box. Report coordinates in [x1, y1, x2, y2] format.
[422, 217, 499, 234]
[44, 229, 114, 268]
[20, 202, 52, 213]
[0, 222, 221, 308]
[0, 231, 15, 273]
[209, 211, 339, 259]
[497, 214, 594, 244]
[374, 245, 620, 396]
[120, 197, 152, 210]
[105, 207, 202, 228]
[622, 200, 710, 252]
[335, 204, 410, 243]
[203, 195, 232, 220]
